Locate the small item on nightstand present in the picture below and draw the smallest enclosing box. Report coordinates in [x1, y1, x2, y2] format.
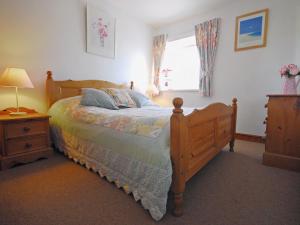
[0, 68, 34, 116]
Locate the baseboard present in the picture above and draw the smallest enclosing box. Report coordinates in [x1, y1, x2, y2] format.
[235, 133, 265, 143]
[263, 152, 300, 172]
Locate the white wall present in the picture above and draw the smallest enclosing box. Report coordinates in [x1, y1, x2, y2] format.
[296, 2, 300, 64]
[0, 0, 153, 112]
[297, 3, 300, 94]
[153, 0, 299, 136]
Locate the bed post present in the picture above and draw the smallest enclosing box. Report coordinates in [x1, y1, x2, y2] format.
[46, 71, 54, 109]
[171, 97, 187, 217]
[230, 98, 237, 152]
[130, 81, 134, 90]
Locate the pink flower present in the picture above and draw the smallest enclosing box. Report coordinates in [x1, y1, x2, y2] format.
[102, 31, 108, 37]
[288, 64, 296, 69]
[288, 64, 299, 75]
[279, 65, 288, 76]
[279, 64, 300, 77]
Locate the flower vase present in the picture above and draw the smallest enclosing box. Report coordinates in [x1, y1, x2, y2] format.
[282, 76, 297, 95]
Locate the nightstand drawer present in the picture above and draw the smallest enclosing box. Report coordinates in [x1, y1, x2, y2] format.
[5, 120, 47, 139]
[6, 135, 48, 155]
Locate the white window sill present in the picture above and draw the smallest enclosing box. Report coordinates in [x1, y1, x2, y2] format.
[160, 89, 200, 93]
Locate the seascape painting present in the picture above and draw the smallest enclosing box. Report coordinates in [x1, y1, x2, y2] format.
[235, 9, 268, 51]
[239, 16, 262, 44]
[87, 1, 115, 58]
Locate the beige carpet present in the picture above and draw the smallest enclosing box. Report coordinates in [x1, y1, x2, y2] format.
[0, 140, 299, 225]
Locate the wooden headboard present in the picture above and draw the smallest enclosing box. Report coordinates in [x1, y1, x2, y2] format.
[46, 71, 134, 108]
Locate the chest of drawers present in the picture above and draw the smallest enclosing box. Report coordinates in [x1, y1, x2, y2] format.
[0, 113, 53, 170]
[263, 95, 300, 171]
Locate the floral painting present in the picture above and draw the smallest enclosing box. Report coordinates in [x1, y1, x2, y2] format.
[235, 9, 268, 51]
[87, 2, 115, 58]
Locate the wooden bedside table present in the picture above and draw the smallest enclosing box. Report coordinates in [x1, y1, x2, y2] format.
[0, 112, 53, 170]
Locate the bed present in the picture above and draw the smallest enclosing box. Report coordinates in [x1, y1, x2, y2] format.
[46, 71, 237, 220]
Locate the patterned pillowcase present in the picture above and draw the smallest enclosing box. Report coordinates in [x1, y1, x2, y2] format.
[80, 88, 119, 110]
[103, 88, 137, 108]
[127, 90, 157, 108]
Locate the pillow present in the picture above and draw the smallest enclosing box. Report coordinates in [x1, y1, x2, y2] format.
[80, 88, 119, 110]
[127, 90, 157, 108]
[103, 88, 137, 108]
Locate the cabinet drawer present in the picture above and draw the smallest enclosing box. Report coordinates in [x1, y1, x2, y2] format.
[5, 120, 48, 139]
[6, 135, 48, 155]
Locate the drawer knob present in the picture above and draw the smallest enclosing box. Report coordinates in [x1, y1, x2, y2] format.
[25, 143, 32, 149]
[263, 117, 268, 124]
[23, 127, 31, 132]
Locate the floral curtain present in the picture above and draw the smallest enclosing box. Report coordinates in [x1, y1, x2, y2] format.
[195, 18, 221, 96]
[152, 34, 167, 90]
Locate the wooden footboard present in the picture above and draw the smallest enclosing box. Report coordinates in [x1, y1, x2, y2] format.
[170, 97, 237, 216]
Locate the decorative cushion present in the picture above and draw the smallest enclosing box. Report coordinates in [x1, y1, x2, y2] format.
[103, 88, 137, 108]
[80, 88, 119, 110]
[127, 90, 157, 108]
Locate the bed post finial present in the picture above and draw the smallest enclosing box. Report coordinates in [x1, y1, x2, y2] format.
[47, 71, 53, 80]
[230, 98, 238, 152]
[173, 97, 183, 113]
[46, 71, 54, 109]
[130, 81, 134, 90]
[232, 98, 237, 106]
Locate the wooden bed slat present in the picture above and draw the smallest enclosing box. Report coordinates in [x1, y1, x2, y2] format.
[187, 146, 219, 180]
[191, 133, 215, 157]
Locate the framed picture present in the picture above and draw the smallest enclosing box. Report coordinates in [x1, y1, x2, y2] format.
[87, 1, 115, 58]
[234, 9, 269, 51]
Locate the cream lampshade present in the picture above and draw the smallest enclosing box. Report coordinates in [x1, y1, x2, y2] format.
[0, 68, 34, 115]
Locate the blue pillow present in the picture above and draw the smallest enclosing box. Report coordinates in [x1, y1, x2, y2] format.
[127, 90, 157, 108]
[80, 88, 119, 110]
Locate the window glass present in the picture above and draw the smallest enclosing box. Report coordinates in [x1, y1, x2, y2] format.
[160, 35, 200, 91]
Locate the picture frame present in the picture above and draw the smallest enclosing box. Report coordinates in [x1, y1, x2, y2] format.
[86, 1, 115, 58]
[234, 9, 269, 51]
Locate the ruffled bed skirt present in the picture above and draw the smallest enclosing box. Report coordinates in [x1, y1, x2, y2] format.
[51, 127, 172, 221]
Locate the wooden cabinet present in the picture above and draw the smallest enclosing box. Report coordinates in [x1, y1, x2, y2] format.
[263, 95, 300, 171]
[0, 113, 53, 170]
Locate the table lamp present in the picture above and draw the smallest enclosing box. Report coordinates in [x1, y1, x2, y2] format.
[0, 68, 34, 115]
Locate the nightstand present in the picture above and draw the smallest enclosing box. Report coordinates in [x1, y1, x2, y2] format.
[0, 112, 53, 170]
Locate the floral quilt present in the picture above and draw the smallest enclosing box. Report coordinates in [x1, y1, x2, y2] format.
[65, 97, 172, 138]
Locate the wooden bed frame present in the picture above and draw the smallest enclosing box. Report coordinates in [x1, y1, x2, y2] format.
[46, 71, 237, 217]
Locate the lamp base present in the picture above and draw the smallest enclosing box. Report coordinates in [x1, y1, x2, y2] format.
[9, 111, 28, 116]
[0, 107, 37, 116]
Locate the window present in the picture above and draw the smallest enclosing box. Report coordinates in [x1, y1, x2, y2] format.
[160, 35, 200, 91]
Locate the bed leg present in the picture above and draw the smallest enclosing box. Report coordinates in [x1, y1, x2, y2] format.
[230, 98, 237, 153]
[229, 139, 235, 152]
[173, 192, 184, 217]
